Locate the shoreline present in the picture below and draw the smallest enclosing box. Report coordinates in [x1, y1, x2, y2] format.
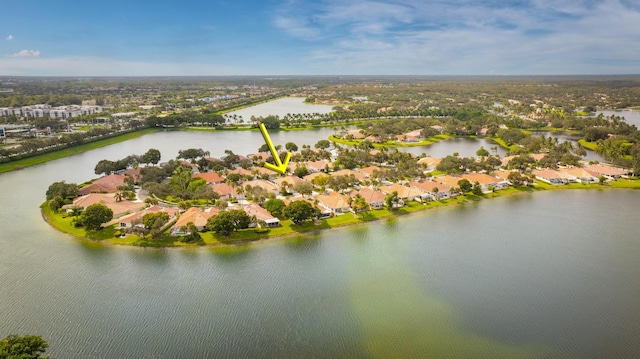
[0, 128, 160, 174]
[41, 179, 640, 249]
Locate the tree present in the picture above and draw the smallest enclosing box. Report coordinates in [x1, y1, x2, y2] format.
[458, 179, 472, 193]
[177, 148, 206, 162]
[80, 203, 113, 230]
[258, 143, 270, 153]
[229, 209, 252, 231]
[292, 181, 314, 197]
[94, 159, 116, 175]
[48, 196, 65, 211]
[206, 211, 235, 236]
[263, 198, 285, 216]
[261, 115, 280, 129]
[285, 142, 298, 152]
[46, 181, 78, 200]
[142, 212, 170, 230]
[141, 148, 161, 166]
[507, 172, 526, 186]
[476, 146, 490, 158]
[140, 166, 167, 184]
[472, 181, 483, 195]
[351, 194, 370, 214]
[293, 165, 309, 177]
[283, 200, 316, 224]
[385, 191, 399, 210]
[599, 175, 607, 185]
[315, 139, 331, 150]
[0, 334, 52, 359]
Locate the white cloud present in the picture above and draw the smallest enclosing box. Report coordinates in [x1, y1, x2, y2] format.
[0, 56, 252, 76]
[6, 35, 14, 41]
[11, 50, 41, 58]
[274, 0, 640, 74]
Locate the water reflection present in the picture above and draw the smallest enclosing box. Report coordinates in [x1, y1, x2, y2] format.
[209, 244, 254, 262]
[284, 234, 322, 251]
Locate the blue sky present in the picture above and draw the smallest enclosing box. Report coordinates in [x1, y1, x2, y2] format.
[1, 0, 639, 76]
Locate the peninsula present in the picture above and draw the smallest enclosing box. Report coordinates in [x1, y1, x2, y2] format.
[42, 139, 639, 247]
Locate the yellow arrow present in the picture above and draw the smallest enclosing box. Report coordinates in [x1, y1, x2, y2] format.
[258, 123, 290, 174]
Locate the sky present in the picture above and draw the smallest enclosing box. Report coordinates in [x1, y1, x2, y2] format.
[1, 0, 640, 76]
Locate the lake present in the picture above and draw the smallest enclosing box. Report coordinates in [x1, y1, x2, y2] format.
[1, 130, 639, 358]
[596, 110, 640, 128]
[225, 97, 334, 123]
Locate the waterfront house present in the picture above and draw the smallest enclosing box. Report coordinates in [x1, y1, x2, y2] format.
[583, 164, 628, 179]
[557, 167, 599, 183]
[531, 169, 567, 185]
[316, 192, 352, 214]
[379, 183, 426, 202]
[78, 174, 128, 195]
[109, 205, 179, 229]
[171, 207, 219, 235]
[71, 193, 145, 218]
[357, 187, 386, 209]
[243, 203, 280, 228]
[460, 173, 508, 192]
[409, 180, 451, 200]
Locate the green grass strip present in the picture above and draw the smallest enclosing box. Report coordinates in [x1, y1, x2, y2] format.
[0, 128, 159, 174]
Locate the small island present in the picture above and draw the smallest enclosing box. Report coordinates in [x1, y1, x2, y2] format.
[42, 134, 640, 247]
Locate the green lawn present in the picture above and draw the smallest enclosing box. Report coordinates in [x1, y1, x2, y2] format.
[41, 177, 640, 248]
[578, 139, 598, 151]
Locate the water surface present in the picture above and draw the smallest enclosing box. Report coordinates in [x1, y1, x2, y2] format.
[1, 130, 639, 358]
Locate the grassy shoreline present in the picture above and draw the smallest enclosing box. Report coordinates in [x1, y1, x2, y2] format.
[0, 128, 159, 174]
[41, 178, 640, 249]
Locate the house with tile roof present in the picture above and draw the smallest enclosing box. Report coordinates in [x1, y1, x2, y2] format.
[211, 182, 242, 200]
[316, 192, 352, 214]
[460, 173, 508, 192]
[78, 174, 127, 195]
[356, 165, 383, 178]
[434, 175, 465, 192]
[357, 187, 386, 209]
[409, 180, 452, 200]
[531, 169, 567, 185]
[71, 193, 145, 218]
[226, 167, 253, 178]
[272, 175, 306, 188]
[251, 166, 278, 179]
[107, 205, 179, 229]
[331, 169, 367, 182]
[243, 179, 279, 194]
[193, 171, 225, 184]
[171, 207, 219, 235]
[583, 164, 628, 179]
[379, 183, 427, 202]
[243, 203, 280, 227]
[557, 167, 599, 183]
[417, 156, 441, 171]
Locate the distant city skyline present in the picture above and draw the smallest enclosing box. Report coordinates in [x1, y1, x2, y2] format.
[1, 0, 639, 76]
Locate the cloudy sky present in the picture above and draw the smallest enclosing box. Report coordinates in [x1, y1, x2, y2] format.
[1, 0, 639, 76]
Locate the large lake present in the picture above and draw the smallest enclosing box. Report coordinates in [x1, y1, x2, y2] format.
[1, 130, 639, 358]
[225, 97, 334, 122]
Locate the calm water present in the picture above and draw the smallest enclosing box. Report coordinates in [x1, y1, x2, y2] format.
[225, 97, 334, 122]
[398, 137, 508, 158]
[596, 110, 640, 128]
[530, 132, 604, 161]
[1, 130, 640, 358]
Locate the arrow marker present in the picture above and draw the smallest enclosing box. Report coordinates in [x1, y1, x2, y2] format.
[258, 123, 290, 174]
